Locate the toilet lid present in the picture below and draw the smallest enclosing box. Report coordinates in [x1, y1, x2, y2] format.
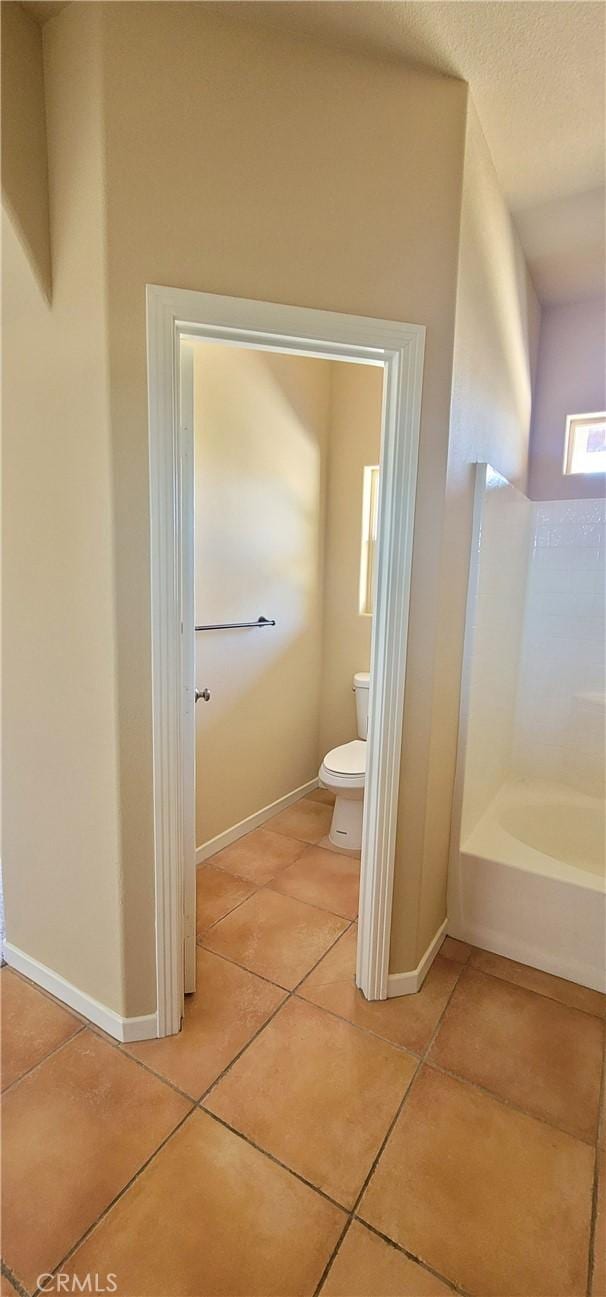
[323, 739, 366, 776]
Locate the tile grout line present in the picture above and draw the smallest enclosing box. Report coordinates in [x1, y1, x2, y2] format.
[352, 1219, 473, 1297]
[425, 1054, 603, 1149]
[13, 916, 358, 1295]
[30, 927, 593, 1297]
[309, 1216, 355, 1297]
[311, 950, 469, 1297]
[198, 919, 357, 1106]
[197, 876, 261, 935]
[466, 960, 606, 1023]
[1, 963, 91, 1028]
[0, 1023, 88, 1100]
[1, 1259, 30, 1297]
[197, 815, 322, 932]
[586, 1034, 606, 1297]
[199, 1105, 351, 1214]
[88, 1024, 201, 1104]
[198, 913, 355, 998]
[292, 986, 423, 1061]
[7, 808, 603, 1297]
[195, 936, 295, 991]
[202, 870, 358, 939]
[30, 1106, 199, 1297]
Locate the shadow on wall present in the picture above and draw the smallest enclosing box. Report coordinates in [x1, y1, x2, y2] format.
[1, 4, 52, 300]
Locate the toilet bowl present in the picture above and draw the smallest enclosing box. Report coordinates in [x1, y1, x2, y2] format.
[319, 673, 369, 851]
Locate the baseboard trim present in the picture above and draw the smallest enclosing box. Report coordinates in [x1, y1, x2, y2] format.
[386, 918, 448, 998]
[196, 778, 319, 864]
[3, 943, 159, 1043]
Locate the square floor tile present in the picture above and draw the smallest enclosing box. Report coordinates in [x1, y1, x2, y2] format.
[269, 798, 333, 844]
[320, 1220, 452, 1296]
[440, 936, 472, 964]
[124, 947, 285, 1098]
[1, 1029, 190, 1291]
[204, 996, 417, 1207]
[63, 1110, 345, 1296]
[300, 936, 462, 1054]
[0, 967, 82, 1091]
[430, 967, 604, 1141]
[269, 845, 360, 919]
[201, 889, 348, 990]
[359, 1065, 594, 1297]
[196, 864, 256, 934]
[209, 828, 306, 885]
[469, 948, 606, 1019]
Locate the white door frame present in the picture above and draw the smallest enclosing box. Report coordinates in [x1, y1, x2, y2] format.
[146, 284, 425, 1037]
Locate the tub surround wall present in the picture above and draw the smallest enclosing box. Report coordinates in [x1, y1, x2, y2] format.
[458, 480, 605, 835]
[451, 472, 605, 990]
[513, 497, 606, 799]
[458, 468, 531, 841]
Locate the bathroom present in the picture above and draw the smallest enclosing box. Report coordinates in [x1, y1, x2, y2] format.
[449, 297, 606, 995]
[190, 339, 384, 985]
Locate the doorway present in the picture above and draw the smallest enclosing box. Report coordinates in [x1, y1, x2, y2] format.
[147, 287, 425, 1036]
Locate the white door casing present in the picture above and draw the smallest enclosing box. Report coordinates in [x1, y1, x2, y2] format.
[146, 286, 425, 1037]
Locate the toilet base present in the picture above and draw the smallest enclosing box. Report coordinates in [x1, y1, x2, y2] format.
[329, 795, 364, 851]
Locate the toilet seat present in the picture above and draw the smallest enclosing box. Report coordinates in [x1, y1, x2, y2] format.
[323, 739, 366, 777]
[320, 739, 365, 791]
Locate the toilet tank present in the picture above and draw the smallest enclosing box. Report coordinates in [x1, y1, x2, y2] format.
[353, 672, 370, 739]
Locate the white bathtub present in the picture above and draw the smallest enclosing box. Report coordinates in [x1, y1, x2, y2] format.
[448, 779, 606, 992]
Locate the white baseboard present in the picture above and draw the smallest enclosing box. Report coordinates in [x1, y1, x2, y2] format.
[3, 943, 159, 1043]
[196, 778, 319, 864]
[386, 917, 448, 998]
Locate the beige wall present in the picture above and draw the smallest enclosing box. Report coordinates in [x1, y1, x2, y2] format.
[528, 296, 606, 500]
[99, 3, 468, 999]
[319, 362, 384, 756]
[401, 100, 540, 965]
[192, 343, 332, 847]
[1, 2, 51, 299]
[4, 0, 477, 1016]
[1, 6, 127, 1013]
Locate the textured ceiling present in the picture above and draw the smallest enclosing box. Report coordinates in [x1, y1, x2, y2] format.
[20, 0, 605, 303]
[210, 0, 606, 303]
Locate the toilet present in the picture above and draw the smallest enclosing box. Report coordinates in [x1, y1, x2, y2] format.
[319, 672, 369, 851]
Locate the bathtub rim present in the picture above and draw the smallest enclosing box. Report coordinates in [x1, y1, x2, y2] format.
[460, 777, 605, 893]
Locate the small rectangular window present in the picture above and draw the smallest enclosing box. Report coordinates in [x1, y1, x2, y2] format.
[564, 413, 606, 475]
[359, 465, 380, 616]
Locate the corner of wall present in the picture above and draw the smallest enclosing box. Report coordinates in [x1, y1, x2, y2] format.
[1, 1, 52, 299]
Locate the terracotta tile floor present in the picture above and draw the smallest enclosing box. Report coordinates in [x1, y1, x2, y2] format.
[1, 792, 605, 1297]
